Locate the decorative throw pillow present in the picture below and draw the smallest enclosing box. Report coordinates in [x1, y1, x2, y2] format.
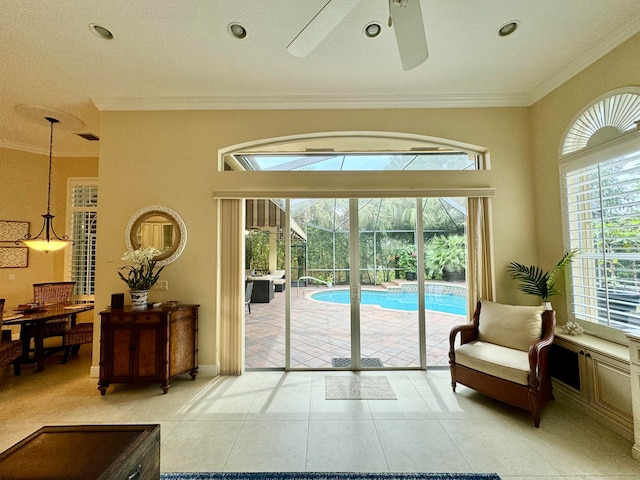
[477, 299, 544, 351]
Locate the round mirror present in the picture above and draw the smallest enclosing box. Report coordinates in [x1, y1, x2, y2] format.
[125, 205, 187, 266]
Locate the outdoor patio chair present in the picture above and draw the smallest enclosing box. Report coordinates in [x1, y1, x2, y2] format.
[449, 299, 555, 427]
[270, 270, 286, 292]
[245, 281, 254, 314]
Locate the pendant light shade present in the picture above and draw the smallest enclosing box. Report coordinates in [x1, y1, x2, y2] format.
[18, 116, 72, 253]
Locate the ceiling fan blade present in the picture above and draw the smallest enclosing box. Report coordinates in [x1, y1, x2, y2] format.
[287, 0, 361, 57]
[390, 0, 428, 71]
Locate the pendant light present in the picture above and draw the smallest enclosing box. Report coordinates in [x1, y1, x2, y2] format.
[19, 116, 73, 252]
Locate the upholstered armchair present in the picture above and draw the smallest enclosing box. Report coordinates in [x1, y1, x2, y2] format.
[0, 299, 23, 376]
[449, 299, 556, 427]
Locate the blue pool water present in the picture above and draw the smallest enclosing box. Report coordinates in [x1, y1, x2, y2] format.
[311, 289, 466, 315]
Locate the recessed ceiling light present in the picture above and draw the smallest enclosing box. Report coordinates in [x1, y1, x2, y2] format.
[364, 22, 382, 38]
[89, 23, 114, 40]
[498, 21, 519, 37]
[228, 23, 247, 39]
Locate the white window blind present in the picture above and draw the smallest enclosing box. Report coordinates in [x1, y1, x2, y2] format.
[564, 146, 640, 329]
[68, 181, 97, 297]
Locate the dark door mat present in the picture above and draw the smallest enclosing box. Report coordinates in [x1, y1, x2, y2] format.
[332, 357, 384, 368]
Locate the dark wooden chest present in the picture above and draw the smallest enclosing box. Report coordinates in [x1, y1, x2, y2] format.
[0, 424, 160, 480]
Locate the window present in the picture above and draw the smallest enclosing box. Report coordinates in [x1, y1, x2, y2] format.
[231, 152, 480, 172]
[66, 179, 97, 298]
[563, 137, 640, 330]
[561, 89, 640, 333]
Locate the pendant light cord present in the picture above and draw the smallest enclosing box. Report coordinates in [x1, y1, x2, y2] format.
[44, 117, 59, 216]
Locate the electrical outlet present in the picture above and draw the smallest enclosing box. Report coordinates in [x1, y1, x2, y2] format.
[155, 280, 169, 291]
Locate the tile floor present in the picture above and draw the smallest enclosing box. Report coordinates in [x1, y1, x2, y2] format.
[1, 348, 640, 479]
[246, 286, 463, 368]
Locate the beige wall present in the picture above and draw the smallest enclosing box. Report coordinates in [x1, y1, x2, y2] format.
[98, 106, 536, 369]
[7, 31, 639, 372]
[530, 31, 640, 334]
[0, 147, 98, 311]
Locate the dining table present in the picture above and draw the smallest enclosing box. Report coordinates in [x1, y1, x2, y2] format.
[3, 302, 94, 372]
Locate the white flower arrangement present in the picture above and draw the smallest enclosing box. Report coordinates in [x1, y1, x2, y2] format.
[118, 247, 164, 290]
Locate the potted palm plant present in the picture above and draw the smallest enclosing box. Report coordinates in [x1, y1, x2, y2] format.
[507, 249, 578, 309]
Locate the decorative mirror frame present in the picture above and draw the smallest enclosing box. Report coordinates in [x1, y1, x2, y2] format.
[125, 205, 187, 266]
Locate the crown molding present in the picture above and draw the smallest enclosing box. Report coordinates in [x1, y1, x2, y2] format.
[92, 93, 531, 112]
[0, 139, 98, 158]
[527, 12, 640, 105]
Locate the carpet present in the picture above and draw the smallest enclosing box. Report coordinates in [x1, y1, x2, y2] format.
[332, 358, 384, 368]
[160, 473, 500, 480]
[325, 376, 397, 400]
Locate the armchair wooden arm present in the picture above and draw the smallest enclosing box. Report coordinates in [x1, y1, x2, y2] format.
[528, 309, 556, 380]
[448, 301, 480, 354]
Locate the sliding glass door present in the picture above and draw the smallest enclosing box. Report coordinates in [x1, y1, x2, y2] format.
[288, 198, 423, 370]
[289, 198, 352, 368]
[244, 196, 468, 370]
[358, 198, 421, 368]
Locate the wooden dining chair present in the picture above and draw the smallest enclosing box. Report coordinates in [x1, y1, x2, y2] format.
[0, 299, 23, 376]
[62, 322, 94, 364]
[32, 282, 75, 338]
[21, 282, 75, 361]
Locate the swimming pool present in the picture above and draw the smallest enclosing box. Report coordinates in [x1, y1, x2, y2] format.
[311, 289, 466, 315]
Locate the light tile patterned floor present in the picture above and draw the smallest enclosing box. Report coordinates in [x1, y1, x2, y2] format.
[246, 286, 464, 369]
[1, 349, 639, 478]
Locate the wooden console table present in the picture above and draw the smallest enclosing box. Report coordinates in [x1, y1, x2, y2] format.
[98, 304, 199, 395]
[0, 424, 160, 479]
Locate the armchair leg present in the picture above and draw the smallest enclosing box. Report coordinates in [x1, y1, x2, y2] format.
[13, 359, 21, 376]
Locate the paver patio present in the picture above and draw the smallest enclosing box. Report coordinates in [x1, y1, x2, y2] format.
[245, 285, 466, 369]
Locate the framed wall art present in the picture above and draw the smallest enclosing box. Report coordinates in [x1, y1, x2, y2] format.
[0, 246, 28, 268]
[0, 220, 29, 242]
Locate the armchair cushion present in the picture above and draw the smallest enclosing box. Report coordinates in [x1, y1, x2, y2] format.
[454, 341, 530, 385]
[478, 299, 544, 352]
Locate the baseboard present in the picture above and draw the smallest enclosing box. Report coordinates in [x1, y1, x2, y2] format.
[89, 364, 219, 379]
[197, 364, 219, 377]
[632, 443, 640, 461]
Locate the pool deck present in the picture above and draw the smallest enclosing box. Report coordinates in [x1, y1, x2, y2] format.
[245, 283, 467, 369]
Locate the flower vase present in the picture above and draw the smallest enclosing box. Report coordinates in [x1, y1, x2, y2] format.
[130, 290, 150, 310]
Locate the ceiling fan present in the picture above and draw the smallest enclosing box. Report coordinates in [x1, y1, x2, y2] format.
[287, 0, 428, 71]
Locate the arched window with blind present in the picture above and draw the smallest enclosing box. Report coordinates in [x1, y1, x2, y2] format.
[560, 87, 640, 332]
